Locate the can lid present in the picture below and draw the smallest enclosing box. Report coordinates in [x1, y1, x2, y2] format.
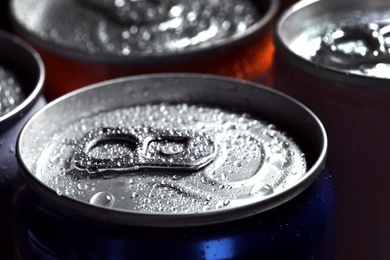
[0, 61, 25, 117]
[276, 0, 390, 80]
[0, 30, 44, 126]
[10, 0, 279, 64]
[17, 74, 327, 227]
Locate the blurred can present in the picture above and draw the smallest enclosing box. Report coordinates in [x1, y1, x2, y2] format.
[13, 74, 335, 259]
[0, 1, 11, 31]
[280, 0, 301, 11]
[9, 0, 279, 101]
[273, 0, 390, 259]
[0, 30, 45, 259]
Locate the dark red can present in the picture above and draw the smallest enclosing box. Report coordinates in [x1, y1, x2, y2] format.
[0, 30, 45, 259]
[9, 0, 279, 101]
[273, 0, 390, 259]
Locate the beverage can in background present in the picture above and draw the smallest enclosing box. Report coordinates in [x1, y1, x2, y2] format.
[0, 1, 11, 32]
[13, 74, 335, 259]
[9, 0, 279, 100]
[280, 0, 301, 11]
[273, 0, 390, 259]
[0, 29, 45, 259]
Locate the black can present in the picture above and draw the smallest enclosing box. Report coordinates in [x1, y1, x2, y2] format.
[0, 30, 45, 259]
[13, 74, 335, 259]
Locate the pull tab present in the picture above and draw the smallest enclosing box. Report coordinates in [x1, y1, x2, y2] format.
[73, 126, 216, 173]
[319, 23, 390, 67]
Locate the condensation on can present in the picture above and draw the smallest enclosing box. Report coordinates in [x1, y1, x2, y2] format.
[273, 0, 390, 259]
[9, 0, 279, 101]
[0, 30, 45, 259]
[13, 74, 336, 259]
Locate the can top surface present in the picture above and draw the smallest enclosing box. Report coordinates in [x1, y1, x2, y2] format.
[0, 61, 25, 117]
[10, 0, 278, 64]
[0, 30, 44, 126]
[276, 0, 390, 81]
[17, 74, 326, 227]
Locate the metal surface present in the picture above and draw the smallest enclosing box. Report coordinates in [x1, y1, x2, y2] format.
[10, 0, 277, 64]
[73, 126, 217, 172]
[17, 73, 326, 227]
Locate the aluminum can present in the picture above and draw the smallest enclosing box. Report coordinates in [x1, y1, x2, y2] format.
[9, 0, 279, 101]
[273, 0, 390, 259]
[0, 30, 45, 259]
[13, 74, 335, 259]
[0, 1, 11, 32]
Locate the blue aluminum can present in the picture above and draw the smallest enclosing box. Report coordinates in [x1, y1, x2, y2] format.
[13, 74, 335, 259]
[0, 30, 45, 259]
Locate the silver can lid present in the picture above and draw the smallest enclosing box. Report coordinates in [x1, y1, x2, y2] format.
[17, 74, 327, 227]
[277, 0, 390, 79]
[10, 0, 278, 64]
[0, 64, 25, 117]
[0, 30, 44, 125]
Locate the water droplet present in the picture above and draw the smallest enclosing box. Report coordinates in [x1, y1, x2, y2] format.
[77, 182, 89, 191]
[266, 154, 292, 170]
[172, 175, 181, 180]
[233, 160, 243, 168]
[131, 192, 140, 199]
[0, 66, 25, 117]
[49, 155, 61, 165]
[218, 184, 225, 190]
[90, 191, 115, 207]
[250, 183, 274, 196]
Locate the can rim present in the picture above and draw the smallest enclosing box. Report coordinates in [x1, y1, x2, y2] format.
[16, 73, 327, 227]
[275, 0, 390, 89]
[0, 30, 45, 126]
[10, 0, 279, 65]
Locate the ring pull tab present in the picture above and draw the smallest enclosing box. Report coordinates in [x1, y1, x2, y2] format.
[74, 126, 216, 174]
[319, 22, 390, 67]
